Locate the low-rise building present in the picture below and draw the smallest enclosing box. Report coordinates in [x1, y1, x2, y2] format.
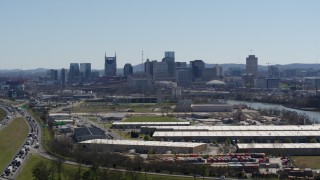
[73, 127, 107, 142]
[237, 143, 320, 156]
[112, 121, 191, 129]
[77, 139, 208, 154]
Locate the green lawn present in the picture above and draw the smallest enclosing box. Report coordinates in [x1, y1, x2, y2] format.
[72, 102, 175, 113]
[27, 109, 53, 153]
[291, 156, 320, 169]
[123, 116, 181, 122]
[0, 108, 7, 121]
[0, 117, 29, 172]
[43, 128, 54, 153]
[17, 153, 86, 180]
[17, 154, 193, 180]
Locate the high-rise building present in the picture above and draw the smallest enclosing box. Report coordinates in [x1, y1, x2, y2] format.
[162, 51, 175, 78]
[175, 69, 191, 86]
[214, 65, 223, 77]
[190, 60, 205, 79]
[60, 68, 67, 85]
[165, 51, 175, 58]
[246, 55, 258, 77]
[80, 63, 91, 80]
[123, 63, 133, 77]
[202, 68, 215, 81]
[175, 62, 187, 68]
[104, 53, 117, 76]
[153, 62, 169, 80]
[144, 59, 153, 76]
[48, 69, 58, 81]
[268, 65, 280, 78]
[69, 63, 80, 83]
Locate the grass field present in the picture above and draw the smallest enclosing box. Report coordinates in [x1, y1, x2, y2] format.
[72, 102, 175, 113]
[0, 98, 22, 106]
[0, 108, 7, 121]
[16, 153, 85, 180]
[0, 117, 29, 172]
[17, 154, 193, 180]
[123, 115, 181, 122]
[27, 109, 53, 153]
[291, 156, 320, 169]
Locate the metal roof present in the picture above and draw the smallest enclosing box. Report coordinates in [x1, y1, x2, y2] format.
[142, 125, 320, 131]
[79, 139, 206, 148]
[152, 130, 320, 137]
[113, 122, 191, 125]
[237, 143, 320, 149]
[49, 113, 70, 117]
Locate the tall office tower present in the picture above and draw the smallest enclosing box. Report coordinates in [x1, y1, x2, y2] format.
[268, 65, 280, 78]
[144, 59, 153, 76]
[175, 69, 190, 86]
[153, 62, 169, 80]
[162, 51, 175, 78]
[69, 63, 80, 83]
[80, 63, 91, 80]
[60, 68, 67, 85]
[123, 63, 133, 77]
[214, 65, 223, 77]
[104, 53, 117, 76]
[175, 62, 187, 68]
[49, 69, 58, 81]
[246, 55, 258, 77]
[190, 60, 205, 79]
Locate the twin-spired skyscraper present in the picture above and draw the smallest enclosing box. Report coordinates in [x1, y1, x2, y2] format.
[104, 53, 117, 76]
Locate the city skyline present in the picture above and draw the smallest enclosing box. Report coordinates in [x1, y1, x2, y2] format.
[1, 0, 320, 69]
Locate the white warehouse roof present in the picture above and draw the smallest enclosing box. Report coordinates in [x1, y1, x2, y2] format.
[79, 139, 206, 148]
[152, 131, 320, 137]
[237, 143, 320, 149]
[112, 122, 190, 126]
[142, 125, 320, 131]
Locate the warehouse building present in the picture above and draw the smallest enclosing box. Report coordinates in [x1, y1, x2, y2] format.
[152, 131, 320, 143]
[237, 143, 320, 156]
[48, 113, 71, 120]
[141, 125, 320, 134]
[73, 127, 107, 142]
[77, 139, 208, 154]
[112, 122, 191, 129]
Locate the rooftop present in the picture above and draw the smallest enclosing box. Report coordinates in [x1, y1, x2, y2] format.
[152, 130, 320, 137]
[113, 122, 190, 125]
[237, 143, 320, 149]
[79, 139, 206, 148]
[142, 125, 320, 131]
[74, 127, 105, 137]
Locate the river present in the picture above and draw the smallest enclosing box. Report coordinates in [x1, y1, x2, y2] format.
[227, 100, 320, 123]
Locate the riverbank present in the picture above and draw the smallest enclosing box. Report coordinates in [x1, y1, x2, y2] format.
[227, 100, 320, 123]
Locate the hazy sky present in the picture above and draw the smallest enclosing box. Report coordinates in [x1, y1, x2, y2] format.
[1, 0, 320, 69]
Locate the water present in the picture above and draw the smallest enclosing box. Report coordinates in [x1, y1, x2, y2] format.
[227, 100, 320, 123]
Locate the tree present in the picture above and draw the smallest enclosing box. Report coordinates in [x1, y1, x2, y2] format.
[310, 138, 318, 143]
[55, 156, 65, 180]
[224, 139, 231, 146]
[32, 161, 52, 180]
[144, 135, 151, 141]
[283, 138, 292, 143]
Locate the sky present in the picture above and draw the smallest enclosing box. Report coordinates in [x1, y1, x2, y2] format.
[1, 0, 320, 69]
